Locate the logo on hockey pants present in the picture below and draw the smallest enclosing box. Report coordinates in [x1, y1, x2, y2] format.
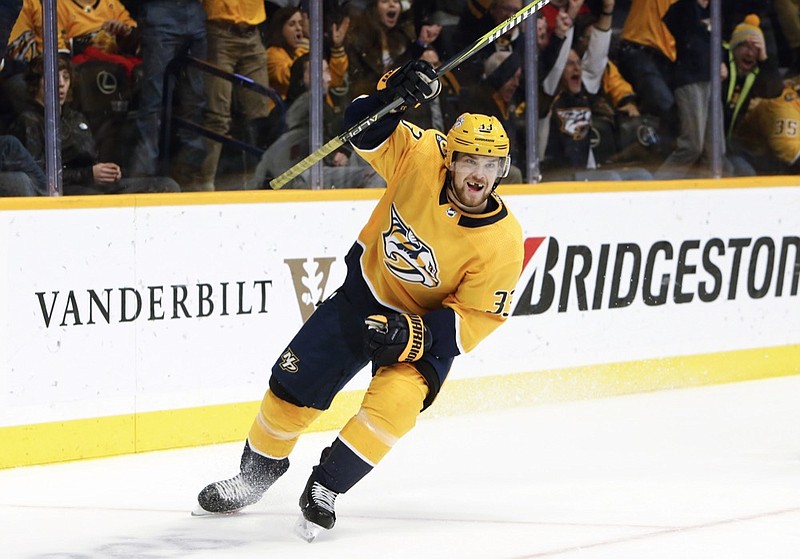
[279, 348, 300, 373]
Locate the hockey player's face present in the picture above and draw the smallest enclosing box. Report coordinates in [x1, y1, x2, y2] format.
[448, 153, 502, 212]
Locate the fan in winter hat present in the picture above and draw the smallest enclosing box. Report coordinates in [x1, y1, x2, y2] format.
[730, 14, 764, 50]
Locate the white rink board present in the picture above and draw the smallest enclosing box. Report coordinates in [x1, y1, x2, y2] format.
[1, 186, 799, 428]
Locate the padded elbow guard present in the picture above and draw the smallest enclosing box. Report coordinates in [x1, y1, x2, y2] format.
[364, 313, 432, 367]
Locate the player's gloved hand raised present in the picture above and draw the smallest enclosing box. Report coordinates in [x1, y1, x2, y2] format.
[364, 313, 432, 367]
[377, 59, 442, 109]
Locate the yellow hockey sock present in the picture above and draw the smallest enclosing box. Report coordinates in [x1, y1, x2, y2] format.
[248, 390, 322, 458]
[339, 363, 428, 465]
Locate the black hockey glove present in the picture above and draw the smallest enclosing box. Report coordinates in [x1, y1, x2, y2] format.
[364, 313, 432, 367]
[377, 59, 442, 109]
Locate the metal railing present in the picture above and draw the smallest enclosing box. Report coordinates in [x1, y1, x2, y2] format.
[158, 55, 286, 179]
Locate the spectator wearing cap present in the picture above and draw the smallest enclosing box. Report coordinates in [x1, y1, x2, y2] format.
[723, 14, 782, 142]
[723, 14, 783, 175]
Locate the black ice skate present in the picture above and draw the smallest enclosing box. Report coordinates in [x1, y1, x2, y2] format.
[295, 476, 339, 542]
[194, 442, 289, 515]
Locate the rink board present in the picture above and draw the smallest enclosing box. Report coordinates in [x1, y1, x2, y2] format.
[1, 177, 799, 468]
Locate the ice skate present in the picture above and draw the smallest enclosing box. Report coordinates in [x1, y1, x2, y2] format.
[194, 442, 289, 515]
[294, 476, 339, 542]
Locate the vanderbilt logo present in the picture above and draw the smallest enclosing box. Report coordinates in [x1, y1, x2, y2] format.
[278, 348, 300, 373]
[284, 257, 336, 322]
[382, 205, 440, 287]
[35, 280, 272, 327]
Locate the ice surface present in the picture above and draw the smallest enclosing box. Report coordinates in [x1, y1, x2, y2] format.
[1, 375, 799, 558]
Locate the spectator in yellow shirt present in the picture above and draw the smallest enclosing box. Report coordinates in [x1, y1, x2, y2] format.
[265, 6, 303, 100]
[57, 0, 138, 56]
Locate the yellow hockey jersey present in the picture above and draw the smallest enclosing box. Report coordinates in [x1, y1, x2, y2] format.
[203, 0, 265, 25]
[8, 0, 41, 61]
[353, 120, 524, 354]
[621, 0, 677, 61]
[57, 0, 136, 52]
[738, 86, 800, 166]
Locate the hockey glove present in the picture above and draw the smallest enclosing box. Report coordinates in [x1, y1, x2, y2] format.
[376, 59, 442, 110]
[364, 313, 432, 367]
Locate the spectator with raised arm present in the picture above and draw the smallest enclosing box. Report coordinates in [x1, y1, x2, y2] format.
[295, 0, 351, 107]
[723, 14, 783, 175]
[345, 0, 418, 98]
[265, 6, 304, 100]
[541, 0, 650, 180]
[540, 0, 591, 40]
[450, 0, 523, 83]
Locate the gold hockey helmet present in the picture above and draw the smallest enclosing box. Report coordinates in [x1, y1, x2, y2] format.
[445, 113, 511, 177]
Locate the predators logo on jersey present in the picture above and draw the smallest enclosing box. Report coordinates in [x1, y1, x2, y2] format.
[382, 205, 440, 287]
[555, 107, 592, 140]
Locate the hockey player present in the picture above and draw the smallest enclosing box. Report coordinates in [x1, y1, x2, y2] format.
[195, 58, 524, 541]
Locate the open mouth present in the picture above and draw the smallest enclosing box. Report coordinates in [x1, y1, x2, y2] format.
[739, 57, 755, 72]
[467, 180, 485, 193]
[384, 10, 398, 26]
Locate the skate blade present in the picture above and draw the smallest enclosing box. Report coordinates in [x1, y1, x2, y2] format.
[190, 506, 240, 517]
[294, 515, 324, 542]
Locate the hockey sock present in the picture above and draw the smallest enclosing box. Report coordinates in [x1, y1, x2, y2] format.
[339, 363, 428, 466]
[248, 389, 322, 458]
[312, 437, 373, 494]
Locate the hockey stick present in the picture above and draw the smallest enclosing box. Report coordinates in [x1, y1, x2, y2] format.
[269, 0, 550, 190]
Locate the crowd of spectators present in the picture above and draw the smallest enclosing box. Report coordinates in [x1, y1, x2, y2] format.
[2, 0, 800, 195]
